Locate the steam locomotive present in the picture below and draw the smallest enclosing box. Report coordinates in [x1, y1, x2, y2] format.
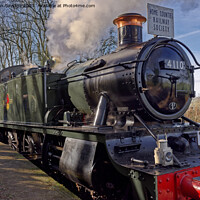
[0, 13, 200, 200]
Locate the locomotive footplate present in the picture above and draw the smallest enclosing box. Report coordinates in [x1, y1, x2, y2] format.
[105, 125, 200, 200]
[1, 120, 200, 199]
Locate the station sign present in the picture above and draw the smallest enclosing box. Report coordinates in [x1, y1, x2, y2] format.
[147, 3, 174, 38]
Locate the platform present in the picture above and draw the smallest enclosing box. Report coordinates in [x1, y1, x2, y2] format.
[0, 142, 80, 200]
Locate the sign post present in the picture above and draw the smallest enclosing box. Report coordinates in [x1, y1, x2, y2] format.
[147, 3, 174, 38]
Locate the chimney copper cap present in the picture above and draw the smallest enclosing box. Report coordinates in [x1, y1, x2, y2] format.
[113, 13, 146, 28]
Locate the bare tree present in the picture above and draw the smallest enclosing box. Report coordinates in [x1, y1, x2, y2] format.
[77, 28, 117, 63]
[0, 0, 55, 69]
[98, 28, 117, 56]
[0, 0, 117, 70]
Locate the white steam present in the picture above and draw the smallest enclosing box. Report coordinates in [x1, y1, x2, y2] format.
[46, 0, 162, 65]
[46, 0, 200, 69]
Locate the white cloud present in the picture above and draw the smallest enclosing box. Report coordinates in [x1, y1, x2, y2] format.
[176, 30, 200, 40]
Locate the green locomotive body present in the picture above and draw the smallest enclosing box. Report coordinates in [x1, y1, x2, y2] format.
[0, 13, 200, 200]
[0, 68, 68, 124]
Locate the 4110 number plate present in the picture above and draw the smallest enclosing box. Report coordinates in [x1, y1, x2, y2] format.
[162, 59, 186, 70]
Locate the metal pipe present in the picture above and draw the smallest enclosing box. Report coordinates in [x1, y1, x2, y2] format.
[93, 93, 109, 126]
[52, 155, 61, 160]
[43, 68, 48, 109]
[134, 113, 182, 167]
[182, 116, 200, 127]
[133, 113, 157, 141]
[181, 175, 200, 200]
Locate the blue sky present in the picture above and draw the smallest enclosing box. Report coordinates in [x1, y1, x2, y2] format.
[173, 2, 200, 96]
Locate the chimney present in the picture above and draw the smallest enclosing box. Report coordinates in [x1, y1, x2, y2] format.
[113, 13, 146, 47]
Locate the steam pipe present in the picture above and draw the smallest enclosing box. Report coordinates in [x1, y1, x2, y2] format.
[182, 116, 200, 127]
[180, 175, 200, 200]
[134, 113, 182, 167]
[93, 93, 109, 126]
[133, 113, 157, 141]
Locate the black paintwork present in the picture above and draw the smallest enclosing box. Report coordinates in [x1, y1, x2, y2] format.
[118, 25, 142, 46]
[72, 37, 194, 120]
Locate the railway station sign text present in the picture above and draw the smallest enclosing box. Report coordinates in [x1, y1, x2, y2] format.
[147, 3, 174, 38]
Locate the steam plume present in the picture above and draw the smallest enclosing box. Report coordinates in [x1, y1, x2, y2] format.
[46, 0, 200, 70]
[46, 0, 162, 64]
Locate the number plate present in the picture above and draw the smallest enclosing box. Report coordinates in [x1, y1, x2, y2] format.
[163, 59, 186, 70]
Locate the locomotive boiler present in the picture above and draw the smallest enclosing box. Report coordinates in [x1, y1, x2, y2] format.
[66, 13, 194, 123]
[0, 12, 200, 200]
